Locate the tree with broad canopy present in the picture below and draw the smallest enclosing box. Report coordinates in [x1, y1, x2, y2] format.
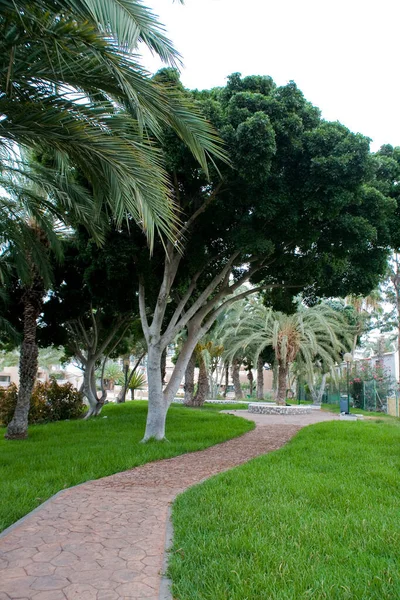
[134, 71, 395, 441]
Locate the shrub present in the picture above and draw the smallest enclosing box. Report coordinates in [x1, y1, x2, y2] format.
[349, 360, 395, 411]
[128, 371, 146, 399]
[45, 379, 85, 421]
[0, 380, 85, 425]
[0, 383, 18, 426]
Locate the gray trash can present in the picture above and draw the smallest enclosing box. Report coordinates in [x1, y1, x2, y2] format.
[340, 395, 348, 413]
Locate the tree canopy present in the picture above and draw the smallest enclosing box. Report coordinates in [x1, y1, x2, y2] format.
[133, 71, 395, 440]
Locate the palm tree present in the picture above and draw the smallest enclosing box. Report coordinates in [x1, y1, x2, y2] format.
[1, 0, 227, 438]
[345, 291, 383, 352]
[222, 303, 351, 405]
[128, 370, 146, 400]
[0, 0, 226, 246]
[3, 156, 101, 438]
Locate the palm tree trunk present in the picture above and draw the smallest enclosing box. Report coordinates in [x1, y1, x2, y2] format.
[184, 351, 196, 405]
[232, 358, 243, 400]
[247, 367, 254, 396]
[187, 353, 209, 407]
[256, 357, 264, 400]
[6, 283, 43, 439]
[194, 354, 209, 406]
[276, 360, 288, 406]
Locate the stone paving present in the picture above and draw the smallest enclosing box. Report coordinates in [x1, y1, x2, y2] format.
[0, 410, 339, 600]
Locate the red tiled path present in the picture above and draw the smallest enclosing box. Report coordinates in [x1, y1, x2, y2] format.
[0, 410, 339, 600]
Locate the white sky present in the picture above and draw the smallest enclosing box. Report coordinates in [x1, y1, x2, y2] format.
[142, 0, 400, 151]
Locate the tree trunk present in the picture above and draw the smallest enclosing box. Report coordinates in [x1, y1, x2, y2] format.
[83, 361, 104, 418]
[273, 362, 278, 397]
[116, 384, 127, 403]
[143, 324, 202, 440]
[247, 367, 254, 397]
[232, 358, 243, 400]
[309, 373, 328, 405]
[276, 361, 288, 405]
[184, 350, 196, 405]
[223, 362, 229, 398]
[256, 357, 264, 400]
[143, 345, 168, 441]
[116, 354, 146, 403]
[397, 290, 400, 385]
[6, 285, 43, 439]
[187, 353, 209, 407]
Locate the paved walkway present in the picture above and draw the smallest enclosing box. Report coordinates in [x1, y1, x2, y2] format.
[0, 410, 339, 600]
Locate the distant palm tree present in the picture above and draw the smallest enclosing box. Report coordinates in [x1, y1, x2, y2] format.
[345, 290, 384, 352]
[128, 371, 146, 400]
[222, 304, 350, 405]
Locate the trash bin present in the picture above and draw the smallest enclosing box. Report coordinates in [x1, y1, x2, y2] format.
[340, 395, 348, 413]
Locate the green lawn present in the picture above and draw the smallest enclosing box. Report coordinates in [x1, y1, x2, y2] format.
[169, 419, 400, 599]
[0, 401, 253, 532]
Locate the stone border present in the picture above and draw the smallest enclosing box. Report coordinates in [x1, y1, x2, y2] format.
[173, 398, 252, 405]
[159, 506, 174, 600]
[248, 403, 312, 415]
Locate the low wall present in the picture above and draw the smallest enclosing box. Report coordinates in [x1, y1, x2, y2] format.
[248, 403, 312, 415]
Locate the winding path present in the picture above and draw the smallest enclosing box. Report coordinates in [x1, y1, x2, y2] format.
[0, 410, 339, 600]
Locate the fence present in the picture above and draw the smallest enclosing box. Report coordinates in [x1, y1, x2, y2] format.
[320, 379, 399, 415]
[388, 395, 400, 417]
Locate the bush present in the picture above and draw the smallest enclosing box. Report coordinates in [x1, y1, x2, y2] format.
[0, 384, 18, 426]
[0, 380, 85, 425]
[349, 360, 395, 411]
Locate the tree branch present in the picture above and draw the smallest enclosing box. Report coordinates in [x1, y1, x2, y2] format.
[139, 280, 150, 344]
[195, 260, 265, 325]
[97, 315, 131, 358]
[164, 269, 203, 335]
[161, 252, 240, 345]
[202, 284, 303, 333]
[77, 317, 91, 349]
[67, 323, 87, 365]
[90, 307, 98, 354]
[150, 251, 182, 335]
[127, 352, 147, 388]
[179, 181, 224, 240]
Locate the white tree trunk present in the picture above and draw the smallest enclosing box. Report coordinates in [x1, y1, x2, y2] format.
[138, 244, 268, 442]
[143, 345, 168, 441]
[309, 372, 328, 405]
[83, 361, 103, 418]
[143, 327, 202, 440]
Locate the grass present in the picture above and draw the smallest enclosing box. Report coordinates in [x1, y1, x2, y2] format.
[169, 419, 400, 599]
[0, 401, 253, 533]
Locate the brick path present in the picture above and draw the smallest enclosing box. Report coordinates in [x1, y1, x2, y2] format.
[0, 410, 338, 600]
